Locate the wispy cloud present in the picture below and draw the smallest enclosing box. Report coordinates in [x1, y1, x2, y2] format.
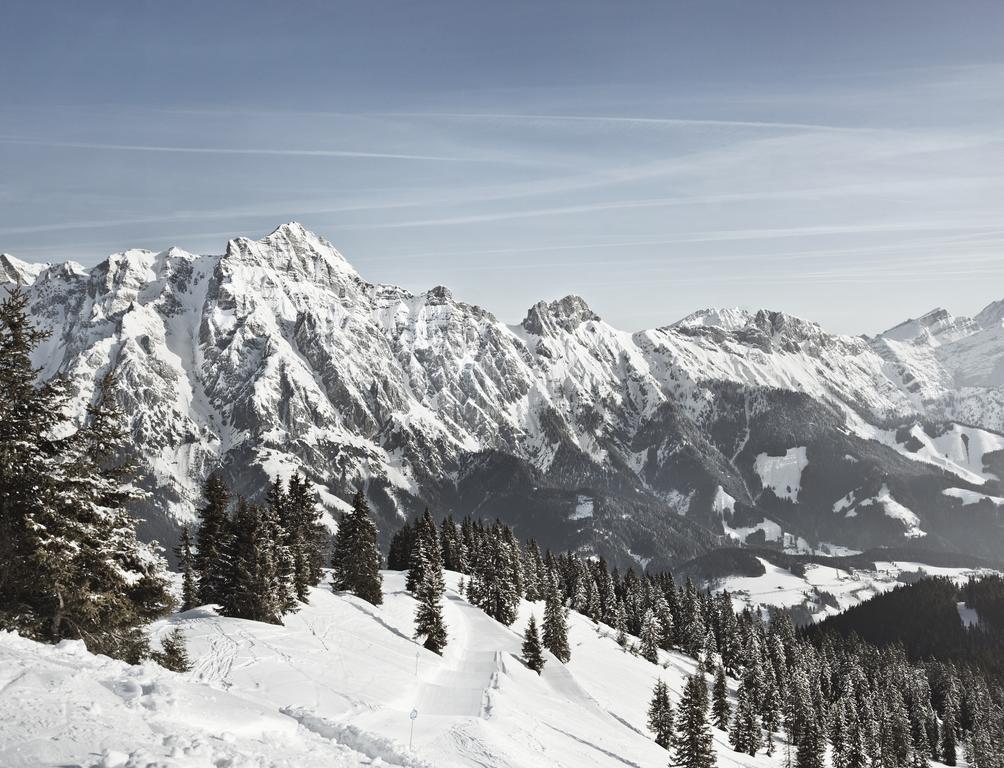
[0, 137, 493, 163]
[375, 111, 878, 134]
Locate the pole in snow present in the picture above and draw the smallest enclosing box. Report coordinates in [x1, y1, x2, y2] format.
[409, 708, 418, 751]
[415, 649, 420, 676]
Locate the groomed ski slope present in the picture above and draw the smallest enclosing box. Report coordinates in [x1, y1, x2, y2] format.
[0, 571, 958, 768]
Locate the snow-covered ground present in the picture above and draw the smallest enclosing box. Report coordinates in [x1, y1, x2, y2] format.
[1, 568, 977, 767]
[0, 572, 753, 767]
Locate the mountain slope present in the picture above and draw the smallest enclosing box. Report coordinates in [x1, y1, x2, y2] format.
[4, 223, 1004, 566]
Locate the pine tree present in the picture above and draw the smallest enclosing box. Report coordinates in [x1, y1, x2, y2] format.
[640, 607, 661, 663]
[286, 474, 326, 601]
[648, 678, 675, 749]
[542, 573, 571, 663]
[387, 520, 413, 571]
[670, 672, 716, 768]
[175, 525, 197, 611]
[152, 627, 191, 672]
[614, 598, 629, 648]
[194, 471, 232, 605]
[795, 714, 825, 768]
[407, 508, 438, 593]
[221, 499, 283, 623]
[712, 665, 731, 731]
[264, 478, 296, 613]
[730, 677, 762, 756]
[0, 312, 172, 661]
[941, 696, 957, 767]
[414, 564, 447, 654]
[330, 489, 383, 605]
[467, 521, 520, 625]
[522, 614, 545, 674]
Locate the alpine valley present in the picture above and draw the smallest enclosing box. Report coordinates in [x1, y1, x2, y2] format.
[3, 223, 1004, 571]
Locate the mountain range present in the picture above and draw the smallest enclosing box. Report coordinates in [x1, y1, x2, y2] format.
[3, 223, 1003, 570]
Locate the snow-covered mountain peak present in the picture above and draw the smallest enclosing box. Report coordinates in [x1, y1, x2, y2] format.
[976, 299, 1004, 330]
[879, 307, 979, 346]
[672, 307, 753, 331]
[521, 294, 600, 335]
[224, 221, 360, 284]
[0, 253, 49, 286]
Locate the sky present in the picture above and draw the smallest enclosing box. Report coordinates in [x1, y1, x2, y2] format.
[3, 1, 1004, 334]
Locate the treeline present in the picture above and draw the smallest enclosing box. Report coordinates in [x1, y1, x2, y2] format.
[810, 575, 1004, 682]
[0, 288, 173, 662]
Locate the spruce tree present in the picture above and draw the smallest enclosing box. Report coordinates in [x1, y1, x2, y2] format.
[387, 520, 413, 571]
[176, 525, 197, 611]
[194, 471, 232, 605]
[941, 697, 957, 767]
[670, 672, 716, 768]
[0, 316, 172, 661]
[330, 489, 383, 605]
[522, 614, 545, 674]
[414, 564, 448, 654]
[648, 678, 675, 749]
[640, 607, 661, 663]
[467, 521, 520, 625]
[152, 627, 191, 672]
[286, 473, 326, 600]
[730, 677, 762, 756]
[712, 665, 731, 731]
[542, 573, 571, 663]
[221, 499, 283, 623]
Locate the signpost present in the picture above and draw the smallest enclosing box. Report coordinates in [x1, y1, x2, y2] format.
[409, 708, 418, 751]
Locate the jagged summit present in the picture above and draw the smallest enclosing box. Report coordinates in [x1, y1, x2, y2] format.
[976, 298, 1004, 330]
[880, 307, 979, 346]
[0, 253, 49, 286]
[673, 307, 754, 331]
[521, 294, 599, 335]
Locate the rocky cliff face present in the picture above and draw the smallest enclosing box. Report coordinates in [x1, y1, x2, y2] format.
[6, 223, 1004, 568]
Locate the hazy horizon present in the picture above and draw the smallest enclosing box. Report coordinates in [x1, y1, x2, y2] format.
[4, 1, 1004, 334]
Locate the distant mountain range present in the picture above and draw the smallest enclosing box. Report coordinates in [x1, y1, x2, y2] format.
[3, 223, 1003, 569]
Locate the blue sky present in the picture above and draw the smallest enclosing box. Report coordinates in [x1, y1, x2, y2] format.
[3, 1, 1004, 333]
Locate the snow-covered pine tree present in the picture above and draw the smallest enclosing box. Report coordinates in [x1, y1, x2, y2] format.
[286, 473, 326, 600]
[730, 676, 762, 756]
[670, 672, 716, 768]
[522, 538, 543, 601]
[648, 678, 675, 749]
[264, 477, 297, 613]
[175, 525, 197, 611]
[152, 627, 191, 672]
[413, 561, 447, 654]
[0, 288, 71, 641]
[194, 471, 232, 605]
[614, 598, 628, 648]
[639, 607, 661, 663]
[681, 577, 706, 658]
[522, 614, 545, 674]
[440, 514, 467, 573]
[712, 665, 731, 731]
[407, 509, 438, 592]
[467, 521, 520, 625]
[30, 369, 172, 661]
[221, 499, 283, 623]
[542, 572, 571, 663]
[795, 713, 825, 768]
[330, 489, 383, 606]
[941, 695, 957, 766]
